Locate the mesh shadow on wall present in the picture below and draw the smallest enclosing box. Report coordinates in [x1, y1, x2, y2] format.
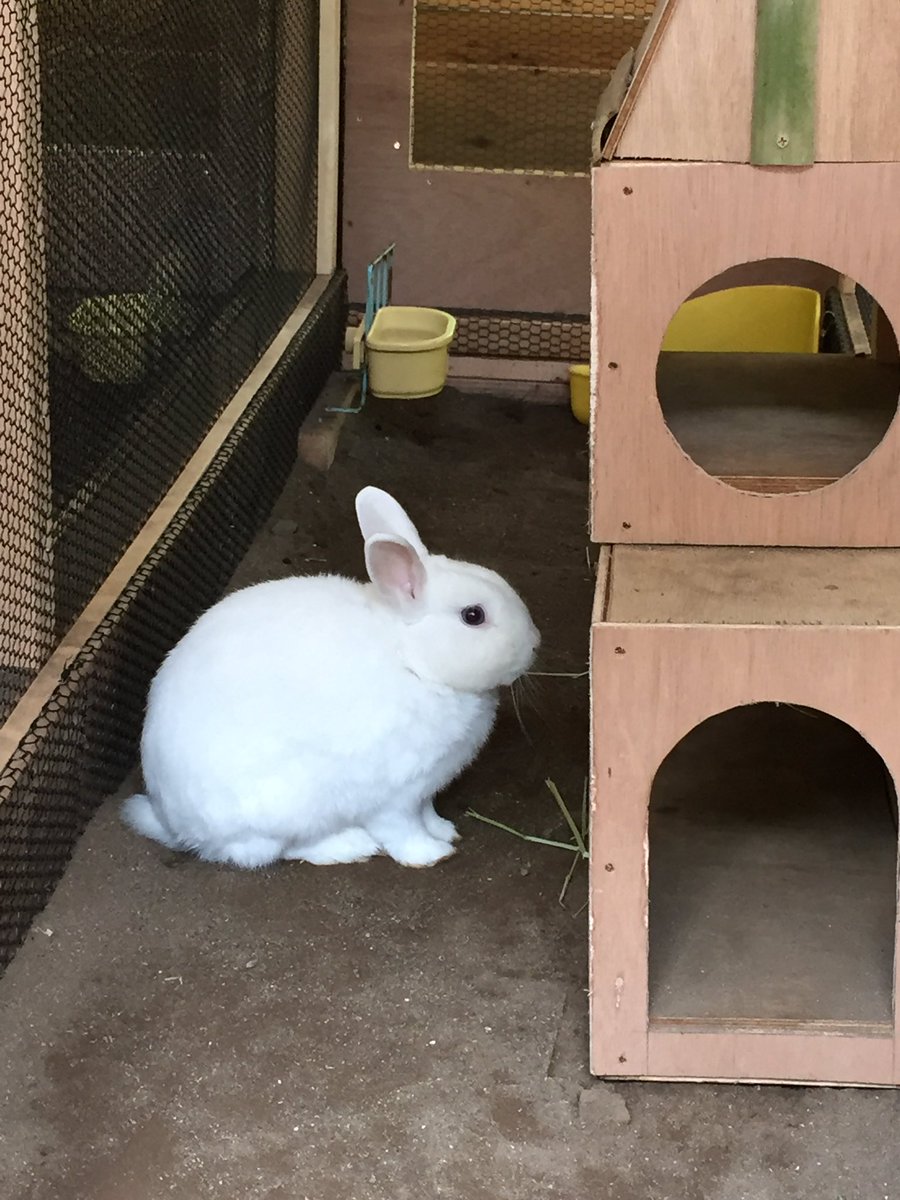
[410, 0, 656, 175]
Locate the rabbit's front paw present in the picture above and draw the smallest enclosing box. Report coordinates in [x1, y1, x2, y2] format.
[422, 807, 458, 844]
[367, 813, 457, 867]
[391, 833, 457, 868]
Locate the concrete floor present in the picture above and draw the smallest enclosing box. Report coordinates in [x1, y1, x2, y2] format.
[0, 387, 898, 1199]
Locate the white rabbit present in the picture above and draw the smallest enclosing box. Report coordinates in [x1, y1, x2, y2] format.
[122, 486, 540, 868]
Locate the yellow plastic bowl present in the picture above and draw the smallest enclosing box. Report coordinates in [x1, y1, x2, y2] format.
[366, 305, 456, 399]
[661, 285, 822, 354]
[569, 364, 590, 425]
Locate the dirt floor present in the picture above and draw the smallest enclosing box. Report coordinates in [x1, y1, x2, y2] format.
[1, 385, 898, 1199]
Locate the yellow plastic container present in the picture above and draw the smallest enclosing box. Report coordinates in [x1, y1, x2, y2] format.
[365, 305, 457, 399]
[569, 364, 590, 424]
[661, 285, 822, 354]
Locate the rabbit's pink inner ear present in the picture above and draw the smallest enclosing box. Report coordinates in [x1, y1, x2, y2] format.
[365, 536, 426, 605]
[356, 488, 428, 558]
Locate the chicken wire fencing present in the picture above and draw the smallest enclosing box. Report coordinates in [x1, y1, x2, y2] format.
[0, 0, 345, 967]
[411, 0, 656, 176]
[348, 304, 591, 362]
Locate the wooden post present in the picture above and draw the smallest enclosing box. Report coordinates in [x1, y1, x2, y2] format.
[0, 1, 53, 674]
[316, 0, 341, 275]
[751, 0, 819, 166]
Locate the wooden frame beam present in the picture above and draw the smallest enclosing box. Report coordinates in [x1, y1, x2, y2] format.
[316, 0, 341, 275]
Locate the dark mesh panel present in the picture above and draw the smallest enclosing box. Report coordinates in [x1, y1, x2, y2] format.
[41, 0, 320, 634]
[856, 285, 876, 333]
[0, 1, 345, 967]
[0, 273, 346, 968]
[0, 4, 55, 721]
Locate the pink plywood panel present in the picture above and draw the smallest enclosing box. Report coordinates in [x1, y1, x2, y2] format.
[608, 0, 900, 164]
[647, 1030, 894, 1087]
[590, 612, 900, 1085]
[613, 0, 754, 164]
[816, 0, 900, 164]
[590, 161, 900, 547]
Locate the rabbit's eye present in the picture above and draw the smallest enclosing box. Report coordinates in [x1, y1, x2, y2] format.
[461, 605, 486, 627]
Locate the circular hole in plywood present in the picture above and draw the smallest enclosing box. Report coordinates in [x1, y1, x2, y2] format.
[655, 260, 900, 495]
[648, 701, 896, 1026]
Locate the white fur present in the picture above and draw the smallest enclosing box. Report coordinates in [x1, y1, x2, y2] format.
[122, 487, 539, 869]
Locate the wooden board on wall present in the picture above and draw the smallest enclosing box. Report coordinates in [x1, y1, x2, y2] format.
[609, 0, 900, 163]
[341, 0, 590, 313]
[415, 9, 640, 72]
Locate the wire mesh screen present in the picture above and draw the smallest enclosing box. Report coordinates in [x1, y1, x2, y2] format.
[411, 0, 656, 175]
[0, 275, 345, 966]
[42, 0, 320, 642]
[349, 303, 590, 362]
[0, 0, 345, 966]
[445, 309, 590, 360]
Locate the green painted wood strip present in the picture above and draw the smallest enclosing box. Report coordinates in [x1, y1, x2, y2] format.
[751, 0, 819, 166]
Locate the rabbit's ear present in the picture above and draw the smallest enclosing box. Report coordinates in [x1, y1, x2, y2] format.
[356, 487, 428, 557]
[365, 534, 427, 607]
